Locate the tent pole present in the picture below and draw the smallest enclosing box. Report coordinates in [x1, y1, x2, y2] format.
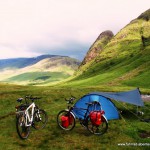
[137, 106, 138, 114]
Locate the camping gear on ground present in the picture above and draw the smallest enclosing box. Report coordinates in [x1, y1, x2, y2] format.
[61, 116, 69, 128]
[69, 114, 74, 125]
[89, 111, 102, 126]
[90, 88, 144, 106]
[73, 88, 144, 121]
[57, 98, 108, 135]
[73, 94, 119, 120]
[61, 114, 74, 128]
[57, 88, 145, 135]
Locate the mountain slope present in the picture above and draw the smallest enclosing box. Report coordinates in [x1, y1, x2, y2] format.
[80, 30, 114, 66]
[0, 55, 80, 85]
[63, 9, 150, 92]
[0, 55, 78, 70]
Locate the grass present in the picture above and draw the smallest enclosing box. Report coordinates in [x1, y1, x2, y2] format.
[0, 83, 149, 150]
[63, 18, 150, 94]
[3, 72, 70, 85]
[0, 10, 150, 150]
[0, 56, 79, 86]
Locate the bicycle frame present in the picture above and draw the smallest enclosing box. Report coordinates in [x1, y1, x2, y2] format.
[64, 108, 76, 119]
[16, 102, 37, 127]
[66, 105, 91, 121]
[24, 102, 36, 127]
[67, 102, 107, 122]
[71, 105, 108, 126]
[72, 107, 88, 120]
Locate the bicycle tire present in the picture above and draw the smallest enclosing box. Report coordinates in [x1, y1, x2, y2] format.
[87, 115, 108, 135]
[16, 114, 30, 139]
[57, 110, 75, 131]
[33, 109, 48, 130]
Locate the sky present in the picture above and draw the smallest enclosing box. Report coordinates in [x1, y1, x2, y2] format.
[0, 0, 150, 60]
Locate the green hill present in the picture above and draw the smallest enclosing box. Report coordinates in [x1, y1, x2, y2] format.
[0, 55, 63, 69]
[80, 30, 114, 66]
[62, 9, 150, 93]
[0, 55, 80, 85]
[0, 9, 150, 150]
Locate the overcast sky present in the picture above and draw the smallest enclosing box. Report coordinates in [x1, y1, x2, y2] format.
[0, 0, 150, 60]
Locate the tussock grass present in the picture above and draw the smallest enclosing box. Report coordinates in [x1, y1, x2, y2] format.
[0, 84, 149, 149]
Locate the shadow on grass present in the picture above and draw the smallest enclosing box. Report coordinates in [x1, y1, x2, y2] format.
[119, 109, 140, 121]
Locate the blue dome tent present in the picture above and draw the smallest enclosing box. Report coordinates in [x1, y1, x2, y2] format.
[72, 88, 144, 120]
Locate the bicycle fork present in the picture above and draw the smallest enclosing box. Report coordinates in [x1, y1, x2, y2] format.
[35, 110, 42, 121]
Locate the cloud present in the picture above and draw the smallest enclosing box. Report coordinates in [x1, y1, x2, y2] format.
[0, 0, 150, 60]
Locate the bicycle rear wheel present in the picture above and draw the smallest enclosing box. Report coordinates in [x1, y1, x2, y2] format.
[87, 115, 108, 135]
[57, 110, 75, 131]
[16, 114, 30, 139]
[33, 109, 48, 130]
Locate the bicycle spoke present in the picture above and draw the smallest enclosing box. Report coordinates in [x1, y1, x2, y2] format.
[16, 115, 30, 139]
[87, 116, 108, 135]
[33, 109, 48, 130]
[57, 110, 75, 131]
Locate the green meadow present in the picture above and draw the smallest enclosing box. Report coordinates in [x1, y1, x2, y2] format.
[0, 9, 150, 150]
[0, 83, 149, 150]
[4, 72, 70, 85]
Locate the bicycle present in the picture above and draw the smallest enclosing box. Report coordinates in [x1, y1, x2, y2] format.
[15, 96, 48, 139]
[57, 97, 108, 135]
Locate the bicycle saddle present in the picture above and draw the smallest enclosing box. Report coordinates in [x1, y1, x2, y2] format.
[17, 98, 23, 103]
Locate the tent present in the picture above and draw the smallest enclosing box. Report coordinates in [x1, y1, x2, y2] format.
[72, 88, 144, 120]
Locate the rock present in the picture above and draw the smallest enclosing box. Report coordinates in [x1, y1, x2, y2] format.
[80, 30, 114, 66]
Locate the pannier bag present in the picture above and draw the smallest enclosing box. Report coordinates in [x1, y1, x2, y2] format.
[90, 111, 103, 126]
[69, 114, 73, 125]
[61, 116, 69, 128]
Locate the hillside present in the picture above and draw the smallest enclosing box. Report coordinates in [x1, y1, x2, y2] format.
[0, 55, 60, 70]
[62, 9, 150, 93]
[0, 55, 80, 85]
[80, 30, 114, 67]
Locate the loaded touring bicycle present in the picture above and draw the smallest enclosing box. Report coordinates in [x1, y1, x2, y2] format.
[57, 88, 144, 135]
[57, 96, 108, 135]
[15, 96, 48, 139]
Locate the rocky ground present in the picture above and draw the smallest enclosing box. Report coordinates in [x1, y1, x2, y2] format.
[141, 95, 150, 101]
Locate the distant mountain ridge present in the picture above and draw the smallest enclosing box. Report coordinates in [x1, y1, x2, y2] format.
[0, 55, 80, 85]
[0, 54, 78, 70]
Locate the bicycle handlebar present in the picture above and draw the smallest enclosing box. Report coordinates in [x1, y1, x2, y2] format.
[65, 97, 76, 104]
[25, 95, 41, 102]
[17, 95, 41, 103]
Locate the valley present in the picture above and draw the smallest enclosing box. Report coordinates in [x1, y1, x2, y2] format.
[0, 55, 80, 85]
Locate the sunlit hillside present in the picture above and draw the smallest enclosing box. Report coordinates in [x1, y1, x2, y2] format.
[62, 9, 150, 93]
[0, 55, 80, 85]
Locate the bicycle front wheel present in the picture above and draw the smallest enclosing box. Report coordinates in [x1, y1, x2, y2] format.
[33, 109, 48, 130]
[16, 114, 30, 139]
[87, 115, 108, 135]
[57, 110, 75, 131]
